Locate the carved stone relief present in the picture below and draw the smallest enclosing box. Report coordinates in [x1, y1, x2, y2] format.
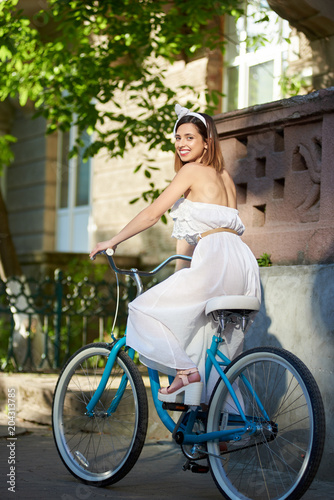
[292, 135, 322, 222]
[232, 128, 287, 227]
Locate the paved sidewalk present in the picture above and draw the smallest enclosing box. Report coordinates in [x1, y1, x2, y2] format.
[0, 373, 333, 499]
[0, 420, 334, 500]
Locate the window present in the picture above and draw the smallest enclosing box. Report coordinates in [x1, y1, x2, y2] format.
[223, 0, 290, 111]
[56, 127, 92, 252]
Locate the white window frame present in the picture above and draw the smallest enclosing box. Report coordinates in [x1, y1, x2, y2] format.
[55, 125, 93, 253]
[223, 1, 290, 112]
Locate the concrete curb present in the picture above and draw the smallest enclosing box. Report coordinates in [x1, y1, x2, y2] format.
[0, 372, 173, 441]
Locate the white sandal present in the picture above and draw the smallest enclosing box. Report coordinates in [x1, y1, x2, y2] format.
[158, 369, 203, 405]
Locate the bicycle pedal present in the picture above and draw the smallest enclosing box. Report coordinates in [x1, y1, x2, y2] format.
[162, 402, 189, 412]
[182, 460, 209, 474]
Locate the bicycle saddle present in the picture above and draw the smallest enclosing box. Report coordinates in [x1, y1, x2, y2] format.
[205, 295, 261, 315]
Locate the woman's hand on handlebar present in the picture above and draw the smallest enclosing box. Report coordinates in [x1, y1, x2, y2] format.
[89, 240, 117, 260]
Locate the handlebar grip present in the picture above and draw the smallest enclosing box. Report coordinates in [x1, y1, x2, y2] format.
[90, 248, 114, 261]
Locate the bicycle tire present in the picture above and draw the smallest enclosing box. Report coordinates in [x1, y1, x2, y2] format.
[52, 343, 148, 486]
[206, 347, 325, 500]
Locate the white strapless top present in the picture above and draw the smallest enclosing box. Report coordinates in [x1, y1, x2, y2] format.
[170, 198, 245, 245]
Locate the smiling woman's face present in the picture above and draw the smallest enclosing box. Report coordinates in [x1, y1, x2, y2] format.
[175, 123, 207, 164]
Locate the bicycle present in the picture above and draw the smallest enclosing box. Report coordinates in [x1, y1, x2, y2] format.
[52, 251, 325, 500]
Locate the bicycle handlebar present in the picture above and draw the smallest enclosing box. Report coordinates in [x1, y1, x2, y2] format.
[101, 250, 192, 278]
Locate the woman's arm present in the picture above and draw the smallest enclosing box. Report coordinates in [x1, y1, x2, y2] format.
[174, 239, 194, 271]
[89, 164, 195, 259]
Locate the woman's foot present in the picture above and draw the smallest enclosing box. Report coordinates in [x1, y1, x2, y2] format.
[158, 368, 203, 406]
[160, 368, 201, 394]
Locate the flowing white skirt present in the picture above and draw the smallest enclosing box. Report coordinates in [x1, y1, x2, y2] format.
[126, 232, 261, 402]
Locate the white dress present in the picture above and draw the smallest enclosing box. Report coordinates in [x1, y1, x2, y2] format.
[126, 199, 261, 402]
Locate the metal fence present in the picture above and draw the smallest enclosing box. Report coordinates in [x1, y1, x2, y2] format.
[0, 270, 138, 372]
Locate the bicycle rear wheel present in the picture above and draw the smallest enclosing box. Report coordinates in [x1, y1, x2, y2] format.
[52, 343, 148, 486]
[207, 347, 325, 500]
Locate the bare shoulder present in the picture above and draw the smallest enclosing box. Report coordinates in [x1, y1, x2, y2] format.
[182, 162, 203, 171]
[177, 163, 199, 175]
[177, 163, 208, 180]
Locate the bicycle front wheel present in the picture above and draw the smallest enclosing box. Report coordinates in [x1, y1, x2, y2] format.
[207, 347, 325, 500]
[52, 343, 148, 486]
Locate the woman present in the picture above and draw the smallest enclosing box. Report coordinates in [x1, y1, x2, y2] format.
[90, 104, 261, 405]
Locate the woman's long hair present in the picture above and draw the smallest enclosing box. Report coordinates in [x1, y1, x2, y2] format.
[174, 113, 224, 173]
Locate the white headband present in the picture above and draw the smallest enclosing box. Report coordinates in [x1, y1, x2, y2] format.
[173, 104, 207, 137]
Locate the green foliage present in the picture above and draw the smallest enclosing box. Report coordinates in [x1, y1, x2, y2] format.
[257, 252, 272, 267]
[0, 316, 12, 371]
[242, 0, 275, 52]
[0, 135, 17, 173]
[0, 0, 243, 170]
[279, 73, 311, 98]
[65, 256, 109, 283]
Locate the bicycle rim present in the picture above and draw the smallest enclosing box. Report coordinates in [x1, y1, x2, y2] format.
[207, 347, 325, 500]
[52, 343, 148, 486]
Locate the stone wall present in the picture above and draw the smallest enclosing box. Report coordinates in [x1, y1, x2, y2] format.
[245, 263, 334, 480]
[6, 111, 57, 261]
[215, 87, 334, 264]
